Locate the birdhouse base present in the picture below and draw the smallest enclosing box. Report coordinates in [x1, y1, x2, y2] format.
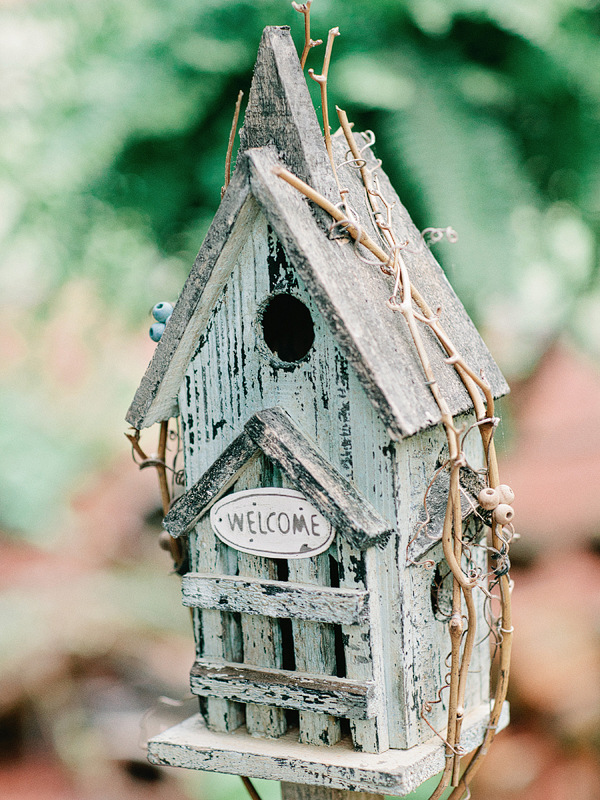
[147, 702, 509, 796]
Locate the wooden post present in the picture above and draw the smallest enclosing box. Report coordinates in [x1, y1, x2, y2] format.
[281, 783, 382, 800]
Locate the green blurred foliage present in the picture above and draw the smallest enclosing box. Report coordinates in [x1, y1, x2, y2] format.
[2, 0, 600, 540]
[179, 769, 451, 800]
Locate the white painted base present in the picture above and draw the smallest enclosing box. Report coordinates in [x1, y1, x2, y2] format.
[147, 702, 509, 796]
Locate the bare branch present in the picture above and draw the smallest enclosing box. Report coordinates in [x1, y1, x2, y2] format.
[292, 1, 322, 69]
[308, 27, 341, 185]
[222, 90, 244, 198]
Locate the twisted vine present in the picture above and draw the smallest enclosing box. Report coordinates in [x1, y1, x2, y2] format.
[274, 41, 514, 790]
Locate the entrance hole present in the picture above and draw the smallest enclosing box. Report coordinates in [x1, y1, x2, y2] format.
[261, 294, 314, 363]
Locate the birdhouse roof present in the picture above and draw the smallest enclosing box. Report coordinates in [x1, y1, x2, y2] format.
[163, 407, 392, 550]
[126, 26, 508, 440]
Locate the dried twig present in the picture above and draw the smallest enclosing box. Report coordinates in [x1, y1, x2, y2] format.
[273, 165, 390, 261]
[125, 428, 148, 462]
[273, 132, 512, 799]
[222, 90, 244, 198]
[126, 422, 185, 568]
[156, 420, 171, 515]
[241, 777, 263, 800]
[292, 0, 322, 69]
[308, 27, 340, 184]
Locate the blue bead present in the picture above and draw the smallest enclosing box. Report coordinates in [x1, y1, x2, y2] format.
[149, 322, 166, 342]
[152, 301, 173, 323]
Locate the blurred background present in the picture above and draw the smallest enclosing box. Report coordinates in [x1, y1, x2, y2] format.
[1, 0, 600, 798]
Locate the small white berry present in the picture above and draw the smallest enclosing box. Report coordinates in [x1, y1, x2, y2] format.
[494, 504, 514, 526]
[152, 302, 174, 323]
[478, 487, 499, 511]
[149, 322, 166, 342]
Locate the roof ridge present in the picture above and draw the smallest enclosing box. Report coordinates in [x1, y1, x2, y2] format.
[238, 26, 336, 203]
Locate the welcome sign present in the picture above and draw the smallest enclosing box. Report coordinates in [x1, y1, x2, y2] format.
[210, 488, 335, 558]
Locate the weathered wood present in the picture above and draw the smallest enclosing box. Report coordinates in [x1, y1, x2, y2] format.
[288, 552, 341, 747]
[406, 462, 485, 563]
[265, 464, 341, 747]
[128, 25, 510, 785]
[245, 408, 392, 551]
[128, 93, 508, 439]
[339, 369, 404, 751]
[239, 27, 337, 205]
[235, 456, 287, 738]
[193, 514, 245, 733]
[246, 143, 508, 438]
[394, 414, 491, 747]
[168, 196, 495, 749]
[190, 660, 376, 719]
[336, 541, 388, 754]
[176, 211, 356, 489]
[126, 161, 259, 429]
[164, 432, 258, 537]
[181, 573, 369, 626]
[165, 406, 393, 550]
[281, 783, 382, 800]
[147, 702, 510, 796]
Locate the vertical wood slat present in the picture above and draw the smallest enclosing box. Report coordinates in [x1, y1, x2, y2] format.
[288, 552, 341, 747]
[235, 455, 287, 738]
[271, 466, 341, 745]
[337, 540, 388, 754]
[193, 517, 245, 733]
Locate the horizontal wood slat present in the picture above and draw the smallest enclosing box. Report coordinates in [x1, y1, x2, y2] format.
[182, 573, 369, 625]
[190, 660, 377, 720]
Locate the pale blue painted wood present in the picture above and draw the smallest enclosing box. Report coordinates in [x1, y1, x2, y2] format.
[177, 212, 491, 755]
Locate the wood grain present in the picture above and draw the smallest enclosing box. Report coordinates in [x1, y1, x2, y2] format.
[245, 408, 392, 551]
[239, 27, 337, 205]
[181, 573, 369, 625]
[288, 549, 341, 747]
[192, 513, 245, 733]
[189, 660, 377, 720]
[147, 703, 510, 796]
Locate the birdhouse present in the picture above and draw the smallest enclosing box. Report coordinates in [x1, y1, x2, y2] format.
[126, 26, 510, 798]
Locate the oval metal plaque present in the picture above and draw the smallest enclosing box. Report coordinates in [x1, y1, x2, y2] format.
[210, 488, 335, 559]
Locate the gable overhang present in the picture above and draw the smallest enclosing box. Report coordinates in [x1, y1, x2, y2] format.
[126, 161, 259, 429]
[163, 408, 393, 552]
[127, 25, 339, 431]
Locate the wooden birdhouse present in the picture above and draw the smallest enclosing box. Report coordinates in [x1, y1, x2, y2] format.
[126, 26, 510, 798]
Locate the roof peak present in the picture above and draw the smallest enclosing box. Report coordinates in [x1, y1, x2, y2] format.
[238, 26, 336, 202]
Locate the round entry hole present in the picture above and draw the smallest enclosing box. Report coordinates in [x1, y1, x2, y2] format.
[261, 294, 314, 362]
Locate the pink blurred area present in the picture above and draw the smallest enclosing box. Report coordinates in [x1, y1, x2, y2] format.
[504, 344, 600, 550]
[1, 339, 600, 799]
[0, 327, 199, 798]
[472, 342, 600, 799]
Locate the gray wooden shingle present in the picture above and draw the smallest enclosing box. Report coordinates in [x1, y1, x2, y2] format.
[163, 407, 393, 550]
[126, 26, 508, 437]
